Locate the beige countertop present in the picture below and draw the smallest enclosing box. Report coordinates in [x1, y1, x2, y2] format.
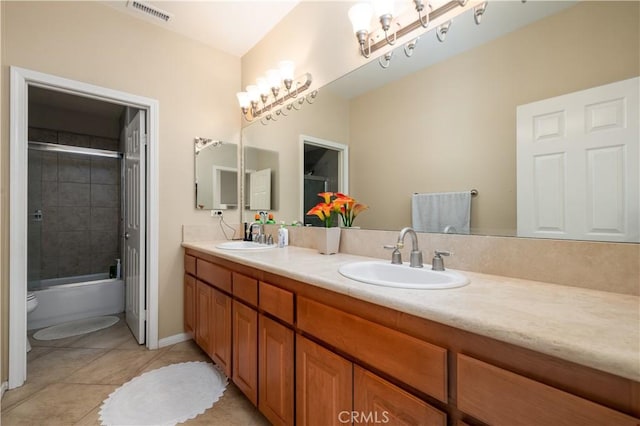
[183, 241, 640, 382]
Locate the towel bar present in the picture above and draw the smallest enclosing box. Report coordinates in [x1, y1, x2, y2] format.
[413, 189, 478, 196]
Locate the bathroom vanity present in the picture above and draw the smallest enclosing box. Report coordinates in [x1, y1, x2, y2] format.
[182, 242, 639, 425]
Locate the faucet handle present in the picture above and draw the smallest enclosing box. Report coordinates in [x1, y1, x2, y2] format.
[383, 245, 403, 265]
[432, 250, 451, 271]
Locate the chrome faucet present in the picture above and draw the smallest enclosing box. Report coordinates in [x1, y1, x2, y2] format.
[248, 221, 264, 243]
[384, 227, 423, 268]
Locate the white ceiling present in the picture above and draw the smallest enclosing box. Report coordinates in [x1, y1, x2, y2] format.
[102, 0, 300, 57]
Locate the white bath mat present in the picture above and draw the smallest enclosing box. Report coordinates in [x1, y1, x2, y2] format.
[33, 315, 120, 341]
[99, 361, 227, 426]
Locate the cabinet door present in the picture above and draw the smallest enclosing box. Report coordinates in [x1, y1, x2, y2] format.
[296, 335, 352, 426]
[210, 288, 232, 377]
[233, 300, 258, 405]
[184, 274, 196, 334]
[259, 315, 294, 426]
[354, 365, 446, 426]
[195, 280, 212, 351]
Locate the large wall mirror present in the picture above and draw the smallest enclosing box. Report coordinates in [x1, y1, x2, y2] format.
[241, 1, 639, 242]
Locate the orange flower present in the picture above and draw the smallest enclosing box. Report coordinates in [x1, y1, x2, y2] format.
[306, 192, 368, 228]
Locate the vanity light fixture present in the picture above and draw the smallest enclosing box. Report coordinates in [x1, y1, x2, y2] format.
[194, 137, 222, 154]
[348, 0, 488, 67]
[236, 60, 316, 125]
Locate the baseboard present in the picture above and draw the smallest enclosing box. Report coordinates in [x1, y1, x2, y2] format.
[158, 332, 192, 348]
[1, 381, 8, 398]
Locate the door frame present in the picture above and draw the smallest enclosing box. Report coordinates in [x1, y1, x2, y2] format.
[299, 135, 349, 221]
[8, 66, 160, 389]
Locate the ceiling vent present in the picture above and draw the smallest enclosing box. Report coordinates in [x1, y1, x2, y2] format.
[127, 1, 172, 23]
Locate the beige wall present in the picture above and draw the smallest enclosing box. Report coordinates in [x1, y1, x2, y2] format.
[1, 1, 241, 382]
[350, 1, 640, 233]
[242, 89, 350, 223]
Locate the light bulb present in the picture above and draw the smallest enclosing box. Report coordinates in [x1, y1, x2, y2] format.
[246, 85, 260, 102]
[266, 69, 281, 89]
[236, 92, 250, 108]
[348, 3, 373, 34]
[256, 77, 270, 95]
[278, 61, 295, 81]
[373, 0, 394, 18]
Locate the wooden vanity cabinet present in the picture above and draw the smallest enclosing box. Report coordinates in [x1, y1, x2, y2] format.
[184, 249, 640, 425]
[187, 258, 232, 377]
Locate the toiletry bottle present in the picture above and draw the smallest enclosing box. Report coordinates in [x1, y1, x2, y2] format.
[278, 222, 289, 247]
[116, 259, 121, 279]
[243, 222, 250, 241]
[267, 213, 276, 224]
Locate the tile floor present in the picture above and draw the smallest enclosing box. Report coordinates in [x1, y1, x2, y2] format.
[1, 316, 270, 425]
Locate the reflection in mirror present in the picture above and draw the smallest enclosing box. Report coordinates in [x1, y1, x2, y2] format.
[194, 140, 238, 210]
[302, 136, 349, 226]
[243, 146, 279, 212]
[241, 1, 639, 242]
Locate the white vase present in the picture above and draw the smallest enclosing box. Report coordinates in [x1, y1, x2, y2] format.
[316, 227, 341, 255]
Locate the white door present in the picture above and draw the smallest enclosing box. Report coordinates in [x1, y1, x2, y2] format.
[124, 111, 146, 343]
[249, 168, 271, 210]
[517, 77, 639, 242]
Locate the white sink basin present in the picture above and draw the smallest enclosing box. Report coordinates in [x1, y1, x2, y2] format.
[338, 260, 469, 289]
[216, 241, 276, 250]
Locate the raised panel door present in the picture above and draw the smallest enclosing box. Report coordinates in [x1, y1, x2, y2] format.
[296, 335, 352, 426]
[210, 288, 232, 377]
[184, 273, 195, 334]
[233, 300, 258, 405]
[259, 315, 294, 426]
[354, 365, 446, 426]
[195, 280, 212, 352]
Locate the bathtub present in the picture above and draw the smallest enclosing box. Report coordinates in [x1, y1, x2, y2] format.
[27, 273, 125, 330]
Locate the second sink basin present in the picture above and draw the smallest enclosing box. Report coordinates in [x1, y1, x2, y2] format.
[338, 260, 469, 289]
[216, 241, 276, 250]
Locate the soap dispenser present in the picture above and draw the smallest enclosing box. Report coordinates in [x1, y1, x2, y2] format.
[277, 222, 289, 248]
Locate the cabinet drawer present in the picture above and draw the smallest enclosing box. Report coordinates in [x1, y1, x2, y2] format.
[259, 282, 294, 325]
[184, 254, 196, 275]
[297, 297, 447, 402]
[196, 259, 231, 293]
[233, 272, 258, 306]
[457, 354, 639, 426]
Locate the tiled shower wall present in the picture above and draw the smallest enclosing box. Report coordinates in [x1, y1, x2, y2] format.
[28, 127, 121, 282]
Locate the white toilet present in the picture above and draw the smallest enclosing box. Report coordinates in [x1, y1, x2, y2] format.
[26, 291, 39, 352]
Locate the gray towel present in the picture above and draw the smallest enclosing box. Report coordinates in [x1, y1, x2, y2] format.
[411, 191, 471, 234]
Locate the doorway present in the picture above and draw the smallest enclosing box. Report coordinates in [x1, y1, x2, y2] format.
[9, 67, 159, 389]
[299, 135, 349, 225]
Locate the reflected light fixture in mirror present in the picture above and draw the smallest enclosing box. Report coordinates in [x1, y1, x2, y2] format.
[348, 0, 488, 66]
[236, 61, 317, 125]
[194, 137, 222, 153]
